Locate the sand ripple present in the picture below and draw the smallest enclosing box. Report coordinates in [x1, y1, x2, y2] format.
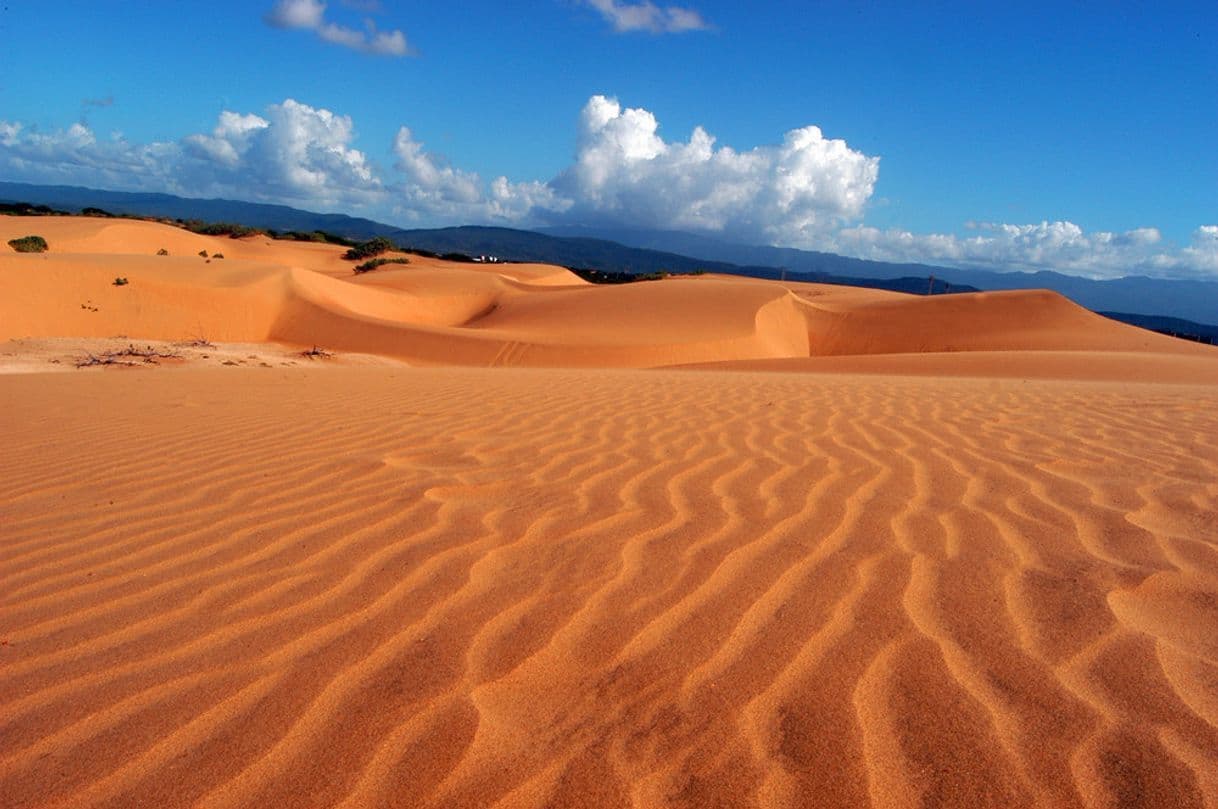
[2, 368, 1217, 808]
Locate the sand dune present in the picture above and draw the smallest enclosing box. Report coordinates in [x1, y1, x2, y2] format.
[3, 216, 1218, 807]
[4, 216, 1213, 370]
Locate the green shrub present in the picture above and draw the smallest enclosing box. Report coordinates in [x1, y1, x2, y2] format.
[7, 235, 48, 253]
[182, 221, 262, 238]
[0, 202, 62, 216]
[568, 267, 668, 284]
[343, 236, 396, 261]
[353, 257, 410, 274]
[276, 230, 356, 246]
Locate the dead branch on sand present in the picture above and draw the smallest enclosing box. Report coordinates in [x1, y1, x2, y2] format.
[301, 345, 334, 359]
[75, 344, 183, 368]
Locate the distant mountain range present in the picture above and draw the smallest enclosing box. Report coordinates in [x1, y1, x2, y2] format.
[3, 181, 1216, 330]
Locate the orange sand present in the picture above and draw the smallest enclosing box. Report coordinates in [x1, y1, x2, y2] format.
[2, 216, 1218, 807]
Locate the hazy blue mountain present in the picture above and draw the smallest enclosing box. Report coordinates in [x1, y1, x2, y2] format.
[4, 181, 1215, 324]
[0, 182, 393, 240]
[1099, 312, 1218, 345]
[382, 226, 754, 275]
[540, 225, 947, 280]
[383, 227, 976, 295]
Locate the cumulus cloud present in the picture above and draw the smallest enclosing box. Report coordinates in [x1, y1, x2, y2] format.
[1181, 225, 1218, 273]
[182, 111, 269, 167]
[0, 100, 382, 209]
[390, 127, 569, 223]
[0, 120, 177, 192]
[2, 94, 1215, 280]
[170, 100, 384, 207]
[828, 220, 1218, 280]
[585, 0, 710, 33]
[552, 95, 878, 244]
[0, 94, 879, 243]
[265, 0, 413, 56]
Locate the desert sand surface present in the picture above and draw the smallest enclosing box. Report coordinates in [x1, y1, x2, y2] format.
[3, 216, 1218, 808]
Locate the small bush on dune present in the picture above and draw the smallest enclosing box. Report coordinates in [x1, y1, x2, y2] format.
[568, 267, 669, 284]
[8, 235, 48, 253]
[343, 236, 396, 261]
[213, 253, 224, 259]
[113, 277, 129, 286]
[353, 257, 410, 274]
[275, 230, 356, 246]
[198, 250, 208, 258]
[157, 248, 169, 256]
[0, 202, 64, 216]
[181, 221, 262, 239]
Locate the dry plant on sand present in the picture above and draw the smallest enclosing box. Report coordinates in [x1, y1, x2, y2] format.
[301, 345, 334, 359]
[75, 344, 182, 368]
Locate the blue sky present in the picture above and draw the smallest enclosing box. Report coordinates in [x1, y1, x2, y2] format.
[1, 0, 1215, 278]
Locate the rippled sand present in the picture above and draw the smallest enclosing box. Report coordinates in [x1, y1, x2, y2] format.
[3, 368, 1217, 808]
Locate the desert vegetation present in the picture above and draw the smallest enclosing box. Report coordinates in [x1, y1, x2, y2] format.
[353, 257, 410, 274]
[0, 202, 65, 216]
[342, 236, 397, 261]
[180, 221, 263, 239]
[569, 267, 671, 284]
[7, 235, 48, 253]
[75, 343, 180, 367]
[271, 230, 357, 246]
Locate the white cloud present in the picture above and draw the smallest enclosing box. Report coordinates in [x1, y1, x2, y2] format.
[828, 221, 1217, 280]
[248, 100, 380, 198]
[265, 0, 413, 56]
[0, 100, 381, 209]
[1181, 225, 1218, 272]
[266, 0, 325, 28]
[393, 127, 484, 206]
[1, 95, 878, 241]
[585, 0, 710, 33]
[183, 111, 269, 167]
[390, 127, 569, 223]
[551, 95, 878, 244]
[1, 94, 1215, 281]
[0, 122, 21, 147]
